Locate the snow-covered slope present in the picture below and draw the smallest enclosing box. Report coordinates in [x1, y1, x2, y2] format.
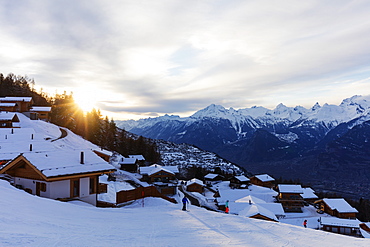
[0, 113, 103, 161]
[0, 180, 369, 246]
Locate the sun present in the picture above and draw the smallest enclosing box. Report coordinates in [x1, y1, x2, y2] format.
[73, 89, 98, 113]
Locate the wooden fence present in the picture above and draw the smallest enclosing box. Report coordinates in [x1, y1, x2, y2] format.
[116, 186, 177, 205]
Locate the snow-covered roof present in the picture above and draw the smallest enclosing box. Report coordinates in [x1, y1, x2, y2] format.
[0, 103, 16, 107]
[320, 217, 361, 228]
[187, 178, 204, 186]
[235, 195, 266, 204]
[254, 174, 275, 182]
[129, 154, 145, 160]
[0, 112, 18, 121]
[322, 198, 358, 213]
[238, 204, 278, 221]
[148, 166, 175, 176]
[204, 173, 222, 180]
[119, 157, 137, 165]
[140, 164, 179, 175]
[278, 184, 303, 194]
[234, 175, 250, 182]
[13, 150, 115, 178]
[93, 149, 113, 156]
[301, 187, 318, 199]
[30, 106, 51, 112]
[0, 97, 33, 102]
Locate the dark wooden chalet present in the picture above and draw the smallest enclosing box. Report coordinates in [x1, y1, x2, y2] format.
[29, 106, 51, 121]
[0, 113, 20, 128]
[186, 178, 204, 193]
[204, 173, 224, 185]
[229, 175, 250, 189]
[314, 198, 358, 219]
[277, 184, 304, 212]
[0, 103, 16, 112]
[119, 157, 139, 173]
[0, 97, 33, 112]
[249, 174, 275, 188]
[320, 217, 361, 237]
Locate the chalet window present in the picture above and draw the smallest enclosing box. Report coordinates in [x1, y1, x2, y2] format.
[71, 179, 80, 197]
[89, 177, 96, 194]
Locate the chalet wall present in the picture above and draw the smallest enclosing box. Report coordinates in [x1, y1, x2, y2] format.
[49, 180, 70, 199]
[14, 177, 50, 197]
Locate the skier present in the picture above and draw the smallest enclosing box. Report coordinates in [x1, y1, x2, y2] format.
[225, 206, 229, 214]
[303, 219, 307, 228]
[225, 200, 230, 213]
[182, 196, 189, 211]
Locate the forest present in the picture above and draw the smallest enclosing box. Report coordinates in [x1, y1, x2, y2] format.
[0, 73, 160, 163]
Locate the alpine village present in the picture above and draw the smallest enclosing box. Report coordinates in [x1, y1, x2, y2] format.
[1, 74, 370, 241]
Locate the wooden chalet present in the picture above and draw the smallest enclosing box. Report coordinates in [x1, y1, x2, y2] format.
[204, 173, 224, 185]
[301, 187, 318, 204]
[119, 157, 139, 173]
[249, 174, 275, 188]
[129, 154, 146, 166]
[186, 178, 204, 193]
[229, 175, 250, 189]
[0, 112, 20, 128]
[239, 204, 278, 222]
[139, 164, 179, 195]
[314, 198, 358, 219]
[277, 184, 304, 212]
[29, 106, 51, 121]
[0, 97, 33, 112]
[0, 103, 16, 112]
[0, 150, 115, 206]
[320, 217, 361, 237]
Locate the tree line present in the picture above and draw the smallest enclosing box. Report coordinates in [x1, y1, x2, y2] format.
[1, 73, 160, 163]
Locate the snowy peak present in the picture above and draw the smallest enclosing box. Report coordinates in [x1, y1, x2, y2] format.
[311, 102, 321, 111]
[191, 104, 229, 119]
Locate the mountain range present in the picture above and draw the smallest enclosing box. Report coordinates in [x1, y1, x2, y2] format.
[117, 95, 370, 199]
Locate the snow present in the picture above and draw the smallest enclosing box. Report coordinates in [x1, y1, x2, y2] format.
[278, 184, 304, 194]
[234, 175, 249, 182]
[239, 204, 278, 221]
[17, 150, 114, 177]
[0, 112, 18, 120]
[322, 198, 359, 213]
[302, 187, 318, 200]
[119, 157, 137, 164]
[140, 164, 179, 175]
[30, 106, 51, 112]
[187, 178, 204, 186]
[321, 217, 361, 228]
[119, 95, 370, 139]
[204, 173, 220, 179]
[254, 174, 275, 182]
[0, 180, 369, 246]
[0, 96, 32, 102]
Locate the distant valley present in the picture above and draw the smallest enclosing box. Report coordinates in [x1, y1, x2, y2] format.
[117, 95, 370, 199]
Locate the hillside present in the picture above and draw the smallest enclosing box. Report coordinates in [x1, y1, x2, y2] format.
[117, 95, 370, 199]
[1, 180, 369, 246]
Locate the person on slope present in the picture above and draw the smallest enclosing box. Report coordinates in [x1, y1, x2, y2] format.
[182, 196, 189, 211]
[303, 219, 307, 228]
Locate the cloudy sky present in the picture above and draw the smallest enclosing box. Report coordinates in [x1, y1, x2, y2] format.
[1, 0, 370, 120]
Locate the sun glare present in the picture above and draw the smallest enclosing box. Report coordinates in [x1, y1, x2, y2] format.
[74, 89, 98, 113]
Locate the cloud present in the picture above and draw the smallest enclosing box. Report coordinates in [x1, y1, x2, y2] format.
[1, 1, 370, 119]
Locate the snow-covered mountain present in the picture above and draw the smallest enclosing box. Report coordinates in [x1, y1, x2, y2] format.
[117, 95, 370, 199]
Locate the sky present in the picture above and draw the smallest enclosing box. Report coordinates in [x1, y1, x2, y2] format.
[1, 0, 370, 120]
